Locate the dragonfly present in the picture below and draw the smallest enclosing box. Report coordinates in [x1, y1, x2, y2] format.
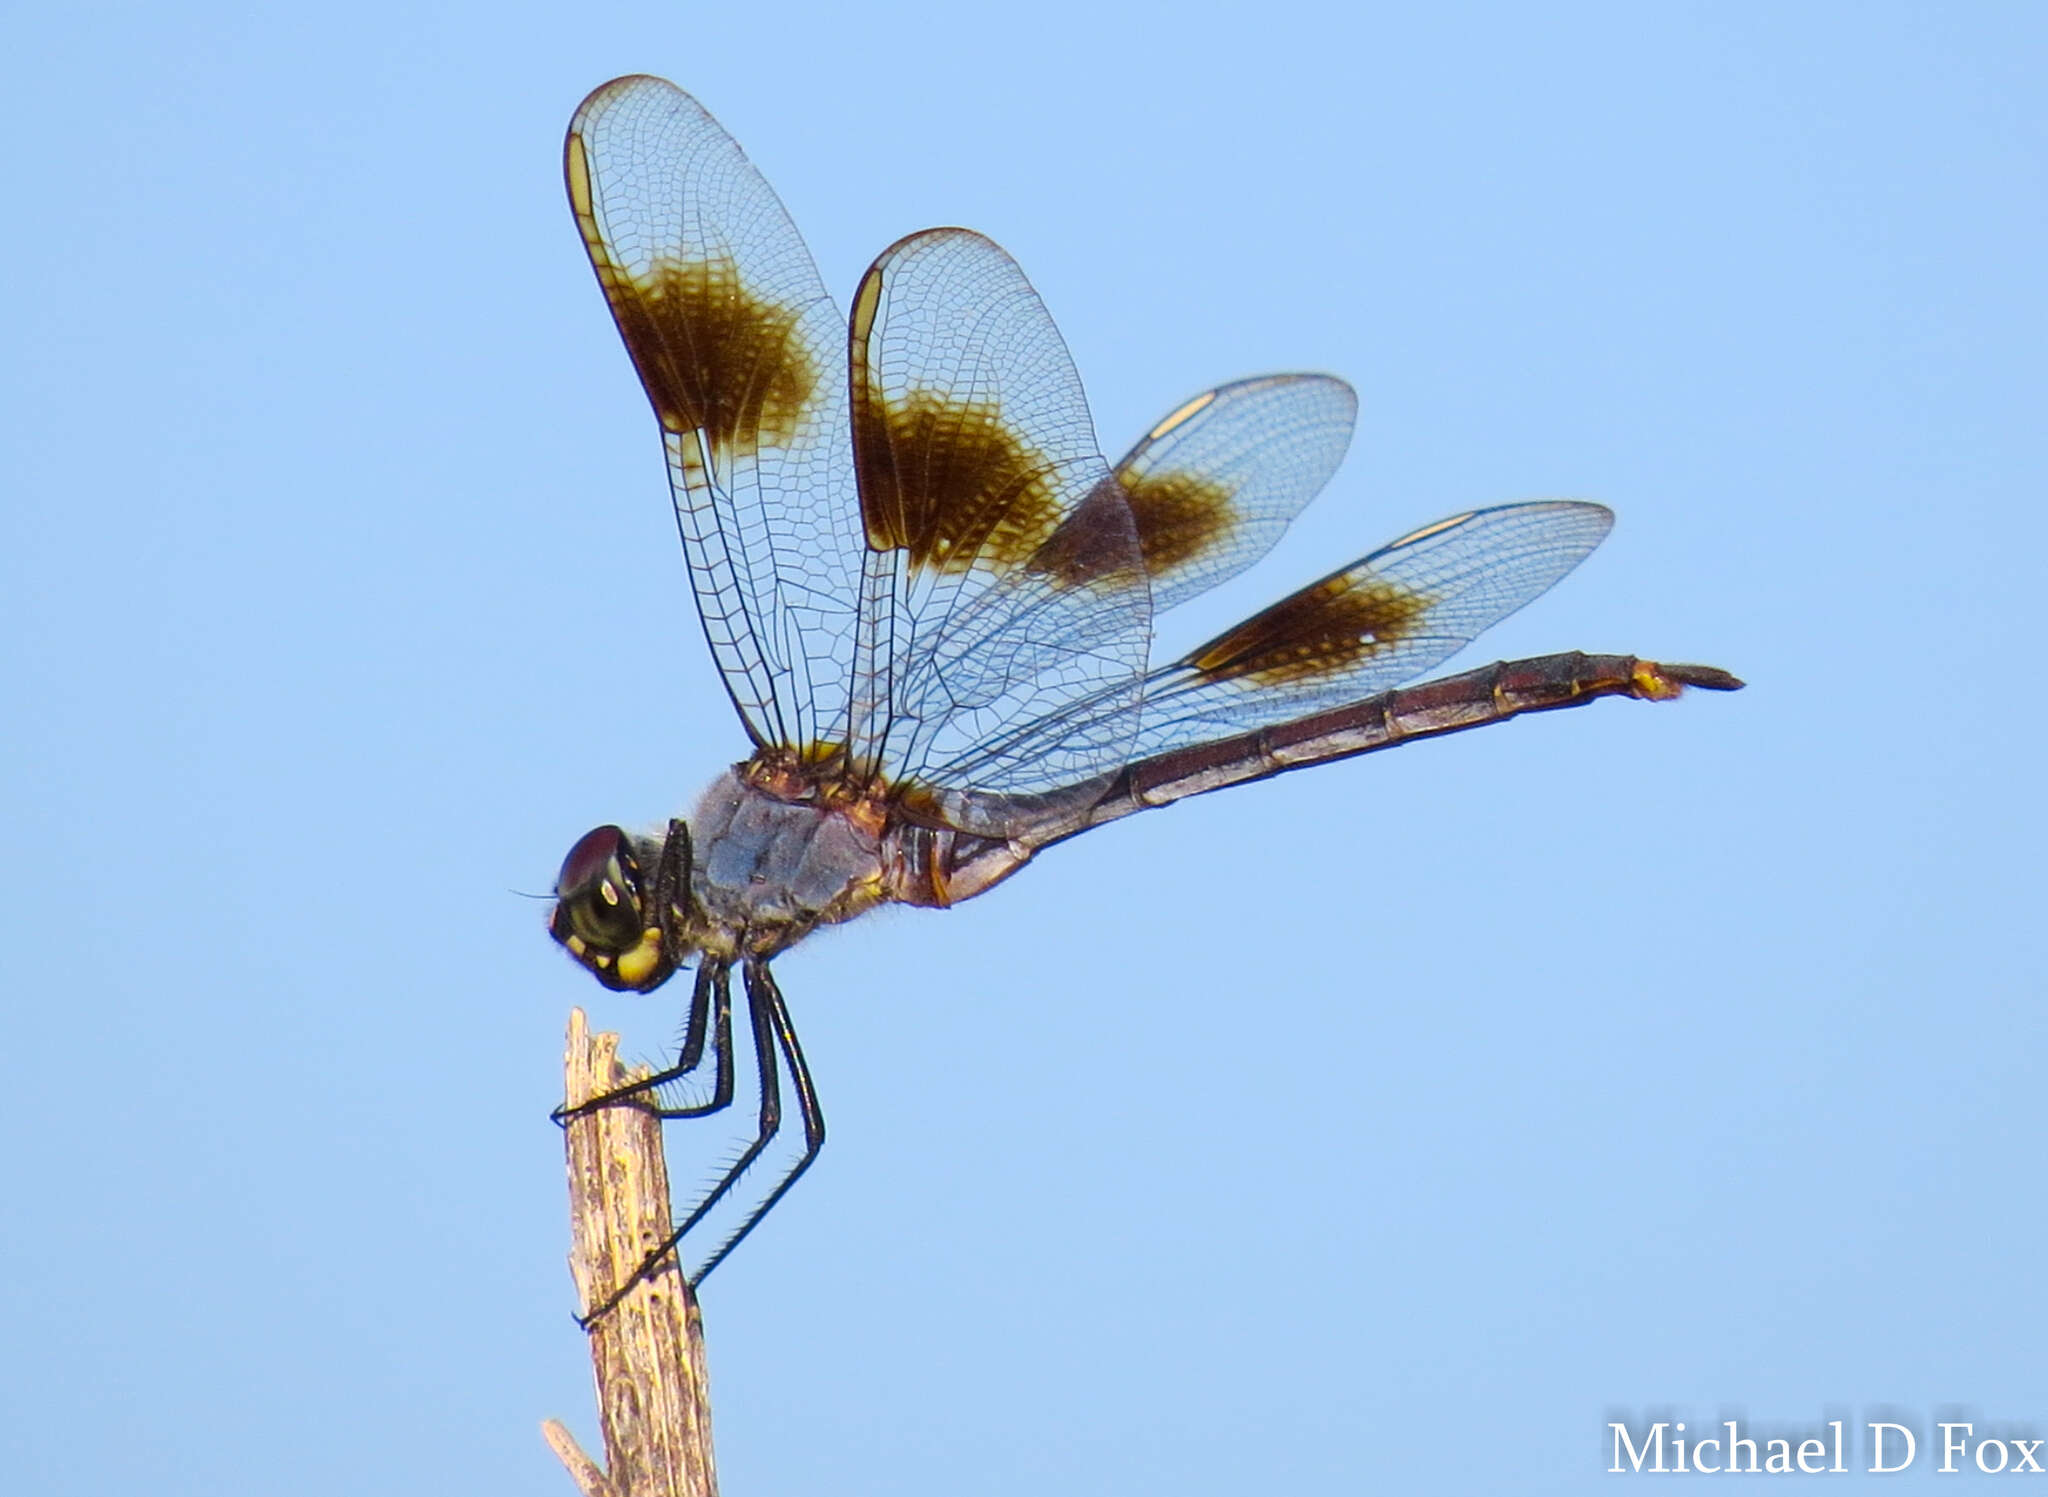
[548, 73, 1741, 1323]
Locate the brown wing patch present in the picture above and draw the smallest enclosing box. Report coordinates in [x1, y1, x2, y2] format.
[1186, 573, 1434, 686]
[592, 253, 816, 447]
[1027, 479, 1144, 588]
[851, 385, 1063, 574]
[567, 136, 815, 448]
[847, 257, 1071, 578]
[1117, 469, 1236, 576]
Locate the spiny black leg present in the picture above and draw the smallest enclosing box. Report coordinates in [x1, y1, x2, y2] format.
[552, 959, 733, 1126]
[649, 818, 693, 969]
[671, 948, 715, 1073]
[578, 960, 786, 1327]
[643, 966, 741, 1122]
[689, 958, 826, 1286]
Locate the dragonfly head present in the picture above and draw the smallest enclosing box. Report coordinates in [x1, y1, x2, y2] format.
[549, 823, 692, 991]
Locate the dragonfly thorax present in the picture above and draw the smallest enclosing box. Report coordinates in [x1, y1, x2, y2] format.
[549, 766, 890, 991]
[686, 768, 889, 952]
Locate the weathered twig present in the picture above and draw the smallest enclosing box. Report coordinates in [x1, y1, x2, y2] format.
[543, 1009, 719, 1497]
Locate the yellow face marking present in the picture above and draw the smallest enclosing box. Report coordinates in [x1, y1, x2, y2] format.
[614, 929, 666, 987]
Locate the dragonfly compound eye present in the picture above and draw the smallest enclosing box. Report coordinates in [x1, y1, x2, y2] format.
[550, 825, 653, 972]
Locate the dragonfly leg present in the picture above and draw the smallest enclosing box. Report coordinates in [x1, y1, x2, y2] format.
[577, 958, 813, 1325]
[648, 816, 696, 970]
[687, 958, 827, 1285]
[552, 959, 734, 1124]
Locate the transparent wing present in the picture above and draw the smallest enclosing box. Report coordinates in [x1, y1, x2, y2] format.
[844, 228, 1152, 796]
[1111, 374, 1357, 612]
[1133, 501, 1614, 753]
[934, 502, 1612, 813]
[566, 75, 861, 750]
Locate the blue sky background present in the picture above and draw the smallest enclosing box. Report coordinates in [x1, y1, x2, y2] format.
[3, 2, 2043, 1493]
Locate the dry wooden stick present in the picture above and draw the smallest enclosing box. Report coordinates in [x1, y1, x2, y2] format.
[543, 1009, 719, 1497]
